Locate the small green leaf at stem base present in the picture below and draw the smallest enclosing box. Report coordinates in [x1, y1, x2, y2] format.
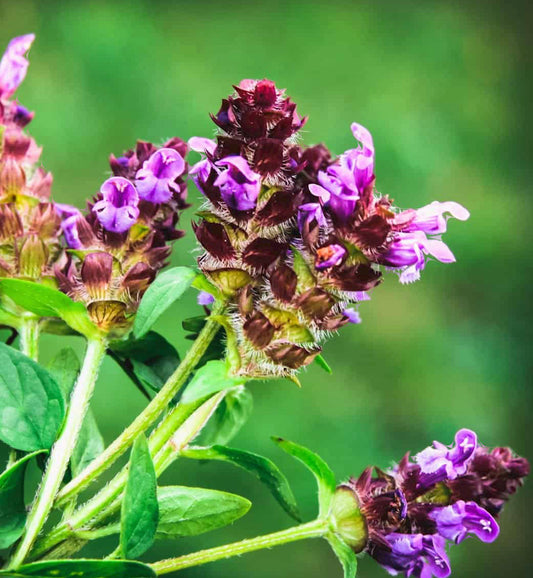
[0, 279, 100, 339]
[181, 360, 245, 404]
[182, 445, 301, 521]
[0, 343, 65, 451]
[272, 437, 336, 517]
[0, 559, 156, 577]
[0, 451, 46, 549]
[120, 434, 159, 559]
[133, 266, 196, 339]
[198, 385, 253, 446]
[327, 533, 358, 578]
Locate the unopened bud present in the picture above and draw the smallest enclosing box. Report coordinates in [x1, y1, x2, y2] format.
[329, 485, 368, 554]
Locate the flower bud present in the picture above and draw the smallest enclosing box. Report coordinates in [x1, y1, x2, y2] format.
[329, 485, 368, 553]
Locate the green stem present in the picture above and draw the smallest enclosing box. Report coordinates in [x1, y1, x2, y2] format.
[19, 316, 40, 361]
[55, 300, 226, 507]
[151, 519, 329, 575]
[8, 338, 107, 570]
[31, 392, 226, 559]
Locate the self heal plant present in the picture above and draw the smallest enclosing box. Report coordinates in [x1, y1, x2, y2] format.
[0, 36, 524, 578]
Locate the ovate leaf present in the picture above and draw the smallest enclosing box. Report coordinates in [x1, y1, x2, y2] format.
[133, 267, 196, 339]
[0, 344, 65, 451]
[0, 450, 45, 549]
[198, 386, 253, 446]
[182, 445, 300, 521]
[0, 559, 156, 577]
[47, 348, 80, 397]
[0, 279, 100, 338]
[327, 533, 358, 578]
[181, 360, 245, 404]
[71, 411, 105, 477]
[155, 486, 250, 538]
[272, 437, 336, 517]
[121, 435, 159, 559]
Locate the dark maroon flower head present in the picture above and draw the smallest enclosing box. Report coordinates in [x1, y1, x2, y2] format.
[208, 78, 307, 184]
[341, 430, 529, 578]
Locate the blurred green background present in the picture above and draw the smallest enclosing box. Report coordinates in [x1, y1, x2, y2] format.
[1, 0, 531, 576]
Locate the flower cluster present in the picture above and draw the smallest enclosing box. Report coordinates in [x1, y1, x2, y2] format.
[56, 139, 188, 332]
[0, 35, 60, 281]
[338, 429, 529, 577]
[190, 79, 469, 377]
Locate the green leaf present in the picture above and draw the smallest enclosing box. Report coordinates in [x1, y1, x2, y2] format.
[0, 279, 99, 339]
[327, 533, 358, 578]
[272, 437, 336, 517]
[0, 451, 45, 549]
[47, 348, 80, 397]
[133, 267, 196, 339]
[109, 332, 180, 399]
[0, 559, 156, 577]
[181, 360, 245, 404]
[314, 354, 333, 374]
[0, 344, 65, 451]
[71, 411, 105, 477]
[198, 386, 253, 446]
[121, 435, 159, 559]
[182, 445, 301, 521]
[155, 485, 250, 538]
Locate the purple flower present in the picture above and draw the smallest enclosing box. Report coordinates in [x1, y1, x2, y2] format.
[135, 148, 186, 204]
[315, 243, 347, 269]
[56, 203, 83, 249]
[416, 429, 477, 486]
[0, 34, 35, 98]
[431, 501, 499, 544]
[343, 308, 362, 324]
[93, 177, 139, 233]
[382, 231, 456, 284]
[297, 202, 326, 233]
[309, 122, 374, 223]
[405, 201, 470, 235]
[375, 534, 451, 578]
[213, 156, 261, 211]
[197, 290, 215, 306]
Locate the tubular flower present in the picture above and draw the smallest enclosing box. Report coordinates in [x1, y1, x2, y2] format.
[333, 429, 529, 578]
[55, 139, 188, 333]
[0, 34, 62, 283]
[190, 80, 469, 377]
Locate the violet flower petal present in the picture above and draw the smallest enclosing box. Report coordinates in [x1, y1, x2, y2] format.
[0, 34, 35, 98]
[93, 176, 139, 233]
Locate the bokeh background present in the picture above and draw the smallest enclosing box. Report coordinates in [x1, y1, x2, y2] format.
[1, 0, 531, 576]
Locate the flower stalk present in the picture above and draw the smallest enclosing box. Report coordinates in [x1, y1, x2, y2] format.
[19, 315, 40, 360]
[31, 339, 227, 560]
[55, 299, 226, 507]
[151, 518, 329, 575]
[8, 337, 107, 569]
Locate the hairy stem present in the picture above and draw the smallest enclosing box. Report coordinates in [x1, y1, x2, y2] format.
[8, 338, 107, 569]
[31, 391, 225, 559]
[19, 315, 40, 361]
[151, 519, 329, 574]
[55, 300, 225, 507]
